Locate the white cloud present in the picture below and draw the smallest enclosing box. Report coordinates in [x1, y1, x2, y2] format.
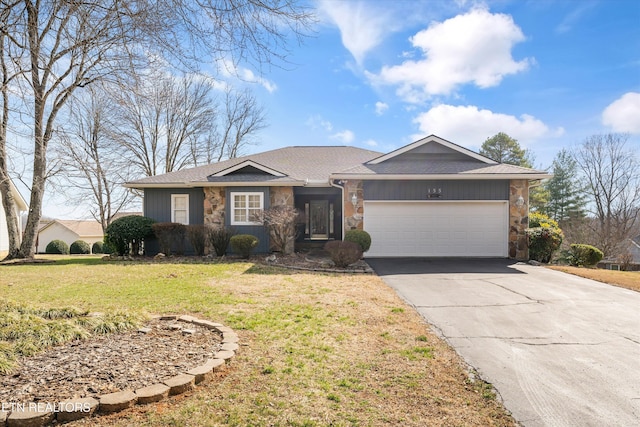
[317, 0, 391, 65]
[305, 115, 333, 132]
[375, 101, 389, 116]
[602, 92, 640, 134]
[369, 8, 532, 102]
[330, 129, 355, 144]
[412, 104, 562, 148]
[219, 59, 277, 93]
[364, 139, 378, 147]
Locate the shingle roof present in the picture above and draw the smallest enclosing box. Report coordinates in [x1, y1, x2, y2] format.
[39, 220, 103, 237]
[335, 159, 545, 176]
[126, 146, 382, 187]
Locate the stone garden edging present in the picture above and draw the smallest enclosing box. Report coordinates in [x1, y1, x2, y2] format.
[0, 315, 238, 427]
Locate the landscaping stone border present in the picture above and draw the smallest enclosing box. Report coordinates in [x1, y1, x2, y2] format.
[1, 315, 238, 427]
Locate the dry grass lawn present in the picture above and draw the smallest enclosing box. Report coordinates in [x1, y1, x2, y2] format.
[548, 266, 640, 292]
[0, 257, 515, 426]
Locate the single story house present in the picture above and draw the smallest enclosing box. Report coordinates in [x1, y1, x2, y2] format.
[0, 177, 28, 254]
[598, 236, 640, 271]
[125, 135, 550, 260]
[37, 220, 104, 253]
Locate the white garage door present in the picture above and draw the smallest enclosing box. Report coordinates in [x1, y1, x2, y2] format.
[364, 201, 508, 257]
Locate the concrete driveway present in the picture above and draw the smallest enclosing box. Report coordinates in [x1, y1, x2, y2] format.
[367, 258, 640, 427]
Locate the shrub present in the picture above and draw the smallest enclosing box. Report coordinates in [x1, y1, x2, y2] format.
[187, 224, 208, 256]
[91, 241, 104, 254]
[209, 226, 236, 256]
[230, 234, 259, 259]
[151, 222, 186, 255]
[45, 240, 69, 255]
[568, 244, 603, 267]
[526, 227, 564, 263]
[324, 240, 363, 268]
[70, 240, 90, 255]
[526, 212, 563, 263]
[105, 215, 155, 256]
[344, 230, 372, 252]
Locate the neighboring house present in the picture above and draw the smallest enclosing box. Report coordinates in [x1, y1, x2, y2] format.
[598, 236, 640, 271]
[0, 178, 28, 254]
[125, 135, 550, 260]
[37, 220, 104, 253]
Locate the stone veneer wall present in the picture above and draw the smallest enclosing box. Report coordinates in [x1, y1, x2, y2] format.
[203, 187, 226, 227]
[343, 180, 364, 231]
[269, 187, 295, 253]
[509, 179, 529, 260]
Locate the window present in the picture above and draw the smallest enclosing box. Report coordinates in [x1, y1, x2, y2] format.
[231, 192, 263, 225]
[171, 194, 189, 224]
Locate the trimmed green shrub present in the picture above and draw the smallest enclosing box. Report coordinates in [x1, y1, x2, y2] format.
[91, 241, 104, 254]
[45, 240, 69, 255]
[230, 234, 259, 259]
[324, 240, 363, 268]
[526, 212, 564, 263]
[344, 230, 372, 252]
[151, 222, 186, 255]
[568, 244, 603, 267]
[70, 240, 90, 255]
[187, 224, 208, 256]
[105, 215, 155, 256]
[209, 226, 236, 256]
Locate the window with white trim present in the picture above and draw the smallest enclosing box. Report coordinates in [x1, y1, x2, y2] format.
[171, 194, 189, 224]
[231, 192, 263, 225]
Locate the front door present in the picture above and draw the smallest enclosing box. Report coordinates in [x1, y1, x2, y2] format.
[310, 200, 329, 239]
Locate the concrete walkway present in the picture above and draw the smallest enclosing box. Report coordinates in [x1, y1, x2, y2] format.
[368, 258, 640, 427]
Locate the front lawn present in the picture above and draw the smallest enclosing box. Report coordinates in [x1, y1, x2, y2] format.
[0, 256, 515, 426]
[548, 266, 640, 292]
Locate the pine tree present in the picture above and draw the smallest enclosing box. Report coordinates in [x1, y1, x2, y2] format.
[545, 149, 587, 222]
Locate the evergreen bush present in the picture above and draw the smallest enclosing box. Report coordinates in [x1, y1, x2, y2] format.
[568, 244, 603, 267]
[230, 234, 259, 259]
[344, 230, 372, 252]
[45, 240, 69, 255]
[526, 212, 564, 263]
[105, 215, 155, 256]
[70, 240, 90, 255]
[151, 222, 186, 255]
[91, 241, 104, 254]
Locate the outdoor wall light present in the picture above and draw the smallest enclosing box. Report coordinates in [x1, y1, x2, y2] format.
[515, 195, 525, 208]
[351, 193, 358, 208]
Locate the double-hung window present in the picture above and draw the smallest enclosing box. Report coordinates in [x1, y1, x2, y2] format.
[171, 194, 189, 224]
[231, 192, 263, 225]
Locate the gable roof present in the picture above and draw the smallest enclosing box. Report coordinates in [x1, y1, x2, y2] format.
[332, 135, 550, 180]
[367, 135, 498, 165]
[4, 177, 28, 211]
[125, 135, 550, 188]
[125, 146, 382, 188]
[38, 220, 103, 237]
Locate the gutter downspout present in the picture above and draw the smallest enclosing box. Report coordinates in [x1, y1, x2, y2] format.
[330, 179, 346, 241]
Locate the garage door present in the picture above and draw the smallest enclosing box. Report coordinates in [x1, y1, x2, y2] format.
[364, 201, 508, 257]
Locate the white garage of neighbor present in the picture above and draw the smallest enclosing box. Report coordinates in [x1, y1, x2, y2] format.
[364, 201, 508, 257]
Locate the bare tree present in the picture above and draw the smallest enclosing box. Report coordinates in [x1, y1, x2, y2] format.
[112, 71, 217, 176]
[573, 133, 640, 257]
[0, 0, 313, 259]
[52, 87, 136, 233]
[216, 87, 267, 161]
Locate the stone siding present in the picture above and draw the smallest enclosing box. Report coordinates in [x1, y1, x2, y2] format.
[203, 187, 225, 227]
[343, 180, 363, 231]
[509, 179, 529, 260]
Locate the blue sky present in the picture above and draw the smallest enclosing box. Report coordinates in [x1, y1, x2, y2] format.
[246, 0, 640, 169]
[38, 0, 640, 219]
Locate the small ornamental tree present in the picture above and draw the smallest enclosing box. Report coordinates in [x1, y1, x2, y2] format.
[105, 215, 155, 256]
[253, 205, 300, 254]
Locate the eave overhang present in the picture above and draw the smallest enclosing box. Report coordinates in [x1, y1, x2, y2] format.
[330, 173, 552, 181]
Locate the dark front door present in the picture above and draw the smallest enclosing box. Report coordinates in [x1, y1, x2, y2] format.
[309, 200, 329, 239]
